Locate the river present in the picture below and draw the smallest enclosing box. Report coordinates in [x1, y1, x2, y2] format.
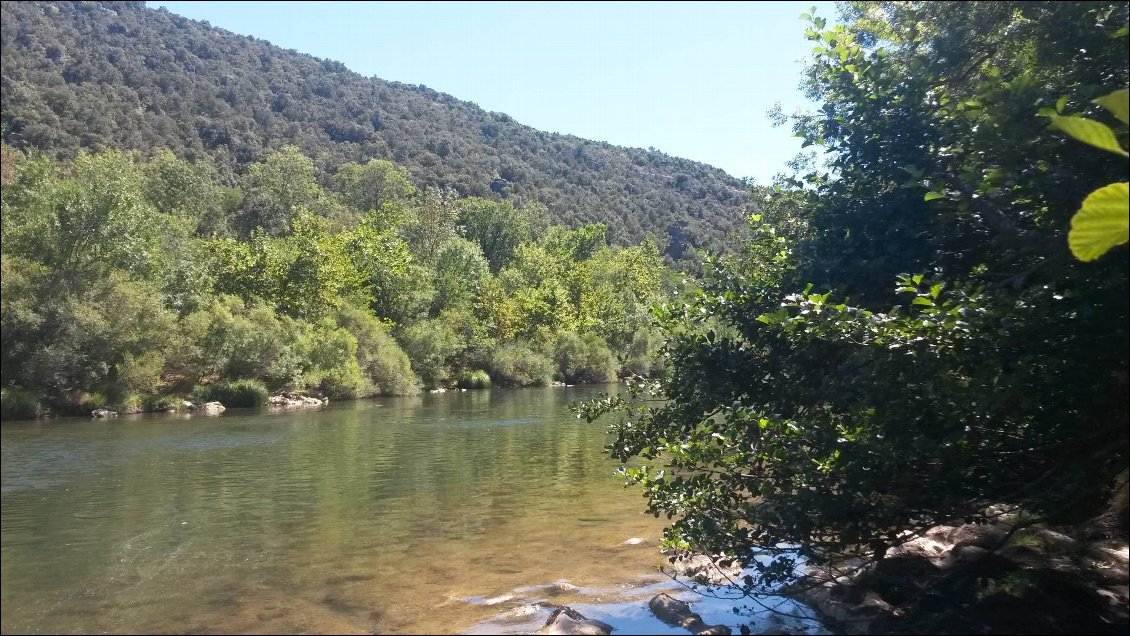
[1, 385, 820, 634]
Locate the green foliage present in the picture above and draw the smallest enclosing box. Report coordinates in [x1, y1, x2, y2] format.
[237, 146, 327, 237]
[2, 150, 164, 288]
[457, 198, 533, 273]
[1048, 88, 1130, 261]
[1069, 182, 1130, 261]
[431, 237, 489, 313]
[333, 159, 416, 213]
[487, 342, 554, 387]
[1, 143, 669, 409]
[456, 369, 492, 390]
[0, 1, 749, 251]
[397, 317, 464, 389]
[553, 332, 618, 384]
[336, 304, 419, 396]
[0, 387, 41, 421]
[196, 379, 269, 408]
[581, 0, 1130, 599]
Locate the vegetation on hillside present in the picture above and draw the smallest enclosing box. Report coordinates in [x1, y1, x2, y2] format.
[0, 0, 749, 256]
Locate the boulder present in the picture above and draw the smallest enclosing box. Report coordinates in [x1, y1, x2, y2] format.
[538, 607, 613, 635]
[183, 400, 196, 410]
[91, 408, 118, 418]
[268, 394, 326, 409]
[649, 593, 731, 635]
[198, 401, 225, 415]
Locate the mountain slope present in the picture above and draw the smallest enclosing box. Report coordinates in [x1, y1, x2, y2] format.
[0, 0, 751, 252]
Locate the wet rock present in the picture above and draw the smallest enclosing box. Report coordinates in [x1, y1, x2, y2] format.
[183, 400, 196, 410]
[624, 537, 648, 545]
[91, 408, 118, 418]
[649, 593, 731, 635]
[267, 394, 326, 409]
[538, 607, 613, 635]
[198, 401, 225, 415]
[670, 554, 743, 586]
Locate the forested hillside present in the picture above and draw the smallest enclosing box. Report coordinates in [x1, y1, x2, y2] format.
[0, 0, 749, 254]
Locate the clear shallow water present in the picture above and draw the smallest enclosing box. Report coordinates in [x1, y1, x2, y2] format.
[1, 386, 821, 634]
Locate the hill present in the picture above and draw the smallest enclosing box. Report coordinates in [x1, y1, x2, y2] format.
[0, 0, 751, 253]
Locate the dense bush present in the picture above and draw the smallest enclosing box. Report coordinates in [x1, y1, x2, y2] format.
[487, 342, 554, 387]
[553, 332, 618, 384]
[1, 141, 672, 409]
[336, 305, 419, 395]
[196, 379, 269, 408]
[456, 369, 492, 389]
[0, 387, 41, 421]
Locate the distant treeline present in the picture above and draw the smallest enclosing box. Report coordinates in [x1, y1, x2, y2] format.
[0, 145, 677, 418]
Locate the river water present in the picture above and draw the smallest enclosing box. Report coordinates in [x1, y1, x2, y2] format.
[1, 386, 821, 634]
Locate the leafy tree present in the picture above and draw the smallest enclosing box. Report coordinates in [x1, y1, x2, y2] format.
[582, 0, 1129, 601]
[457, 197, 533, 272]
[237, 145, 327, 237]
[2, 150, 163, 289]
[333, 158, 416, 213]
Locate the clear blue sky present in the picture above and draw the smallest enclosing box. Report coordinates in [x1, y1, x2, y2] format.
[148, 1, 838, 184]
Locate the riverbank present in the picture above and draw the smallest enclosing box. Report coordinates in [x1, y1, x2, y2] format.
[783, 503, 1129, 634]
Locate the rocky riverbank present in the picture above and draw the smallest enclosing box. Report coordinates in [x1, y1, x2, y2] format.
[782, 505, 1129, 634]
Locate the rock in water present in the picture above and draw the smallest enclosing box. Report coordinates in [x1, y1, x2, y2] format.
[649, 593, 732, 635]
[91, 408, 118, 418]
[198, 401, 225, 415]
[538, 607, 613, 635]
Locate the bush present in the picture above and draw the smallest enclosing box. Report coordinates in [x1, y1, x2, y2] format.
[337, 304, 419, 395]
[0, 387, 41, 420]
[456, 369, 492, 389]
[554, 332, 618, 384]
[488, 342, 554, 387]
[397, 318, 462, 389]
[197, 379, 269, 408]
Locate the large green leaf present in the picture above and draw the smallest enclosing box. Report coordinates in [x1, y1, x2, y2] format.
[1069, 182, 1130, 261]
[1050, 115, 1128, 157]
[1094, 88, 1129, 125]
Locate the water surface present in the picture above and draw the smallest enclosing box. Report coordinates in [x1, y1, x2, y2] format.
[3, 387, 672, 633]
[2, 386, 821, 634]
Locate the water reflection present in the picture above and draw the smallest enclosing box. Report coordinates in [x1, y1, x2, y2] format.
[3, 386, 681, 634]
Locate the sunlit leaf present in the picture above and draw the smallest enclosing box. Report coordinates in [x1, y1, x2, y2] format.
[1049, 115, 1128, 157]
[1093, 88, 1129, 125]
[1069, 182, 1130, 261]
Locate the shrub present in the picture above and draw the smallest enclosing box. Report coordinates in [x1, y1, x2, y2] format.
[337, 304, 419, 395]
[456, 369, 492, 389]
[488, 342, 554, 387]
[397, 318, 462, 389]
[554, 332, 618, 384]
[0, 387, 41, 420]
[197, 379, 269, 408]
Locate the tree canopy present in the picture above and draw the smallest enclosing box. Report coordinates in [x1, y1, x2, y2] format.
[582, 0, 1128, 599]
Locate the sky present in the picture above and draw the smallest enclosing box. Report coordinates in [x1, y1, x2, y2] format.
[148, 1, 838, 184]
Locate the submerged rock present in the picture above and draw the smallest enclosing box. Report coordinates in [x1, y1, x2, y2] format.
[538, 607, 613, 635]
[649, 593, 732, 635]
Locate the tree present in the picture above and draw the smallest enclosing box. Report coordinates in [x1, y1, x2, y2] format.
[333, 158, 416, 213]
[456, 197, 533, 272]
[582, 0, 1129, 600]
[237, 145, 326, 237]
